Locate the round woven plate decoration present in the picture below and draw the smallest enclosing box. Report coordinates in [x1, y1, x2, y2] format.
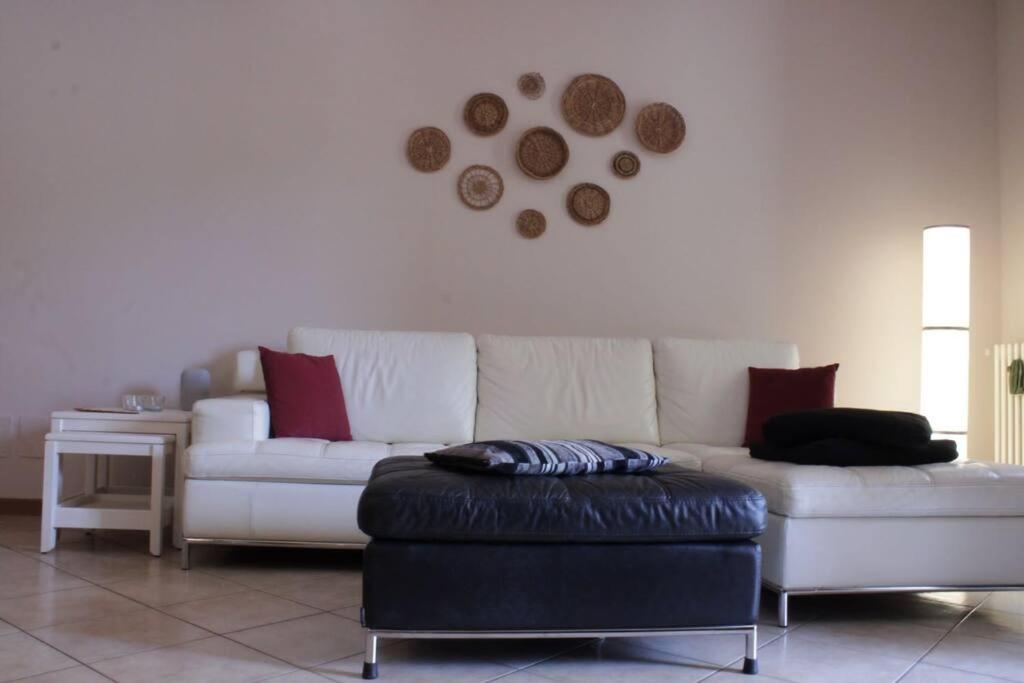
[406, 127, 450, 172]
[463, 93, 509, 136]
[566, 183, 610, 226]
[516, 209, 547, 239]
[611, 151, 640, 178]
[457, 165, 504, 210]
[518, 72, 546, 100]
[516, 127, 569, 180]
[561, 74, 626, 136]
[635, 102, 686, 153]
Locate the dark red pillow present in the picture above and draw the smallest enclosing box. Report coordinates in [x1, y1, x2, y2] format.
[259, 346, 351, 441]
[744, 364, 839, 446]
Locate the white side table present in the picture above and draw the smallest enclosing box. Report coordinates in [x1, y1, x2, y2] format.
[50, 409, 190, 548]
[41, 432, 174, 556]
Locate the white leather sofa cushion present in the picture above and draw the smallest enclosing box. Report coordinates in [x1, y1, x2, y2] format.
[688, 449, 1024, 518]
[654, 338, 799, 447]
[475, 335, 660, 443]
[191, 396, 270, 444]
[183, 479, 368, 544]
[287, 327, 477, 444]
[186, 439, 444, 484]
[666, 443, 751, 461]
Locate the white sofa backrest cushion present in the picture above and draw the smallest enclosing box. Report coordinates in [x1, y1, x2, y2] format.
[475, 334, 659, 443]
[654, 338, 799, 447]
[287, 327, 477, 444]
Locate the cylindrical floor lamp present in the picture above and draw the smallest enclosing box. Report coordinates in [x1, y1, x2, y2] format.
[921, 225, 970, 457]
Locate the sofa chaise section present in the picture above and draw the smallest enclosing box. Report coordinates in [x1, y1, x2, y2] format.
[653, 337, 1024, 626]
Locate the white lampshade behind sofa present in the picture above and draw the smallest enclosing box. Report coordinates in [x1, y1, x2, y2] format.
[921, 225, 970, 456]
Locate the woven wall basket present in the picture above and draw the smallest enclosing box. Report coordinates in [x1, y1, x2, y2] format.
[406, 127, 450, 172]
[566, 183, 610, 225]
[518, 72, 546, 100]
[635, 102, 686, 153]
[516, 209, 547, 238]
[457, 165, 504, 210]
[516, 127, 569, 180]
[561, 74, 626, 136]
[464, 93, 509, 136]
[611, 150, 640, 178]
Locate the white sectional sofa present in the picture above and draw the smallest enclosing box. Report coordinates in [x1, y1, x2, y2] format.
[182, 327, 1024, 626]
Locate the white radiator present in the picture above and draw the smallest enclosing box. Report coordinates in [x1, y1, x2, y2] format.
[994, 343, 1024, 465]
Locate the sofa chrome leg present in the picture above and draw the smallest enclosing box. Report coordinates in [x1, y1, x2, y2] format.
[180, 541, 190, 571]
[742, 625, 758, 674]
[362, 632, 378, 680]
[778, 590, 789, 628]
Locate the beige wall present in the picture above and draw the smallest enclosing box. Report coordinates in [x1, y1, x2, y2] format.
[0, 0, 1004, 497]
[1000, 0, 1024, 341]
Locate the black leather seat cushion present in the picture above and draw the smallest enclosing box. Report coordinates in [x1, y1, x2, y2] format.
[358, 456, 767, 543]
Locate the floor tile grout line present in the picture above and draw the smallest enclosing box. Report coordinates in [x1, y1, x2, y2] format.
[2, 572, 218, 681]
[218, 608, 346, 639]
[8, 662, 106, 683]
[2, 543, 323, 677]
[892, 600, 987, 683]
[911, 660, 1021, 683]
[2, 529, 375, 679]
[500, 637, 599, 674]
[79, 632, 300, 682]
[7, 663, 95, 683]
[691, 617, 813, 680]
[13, 624, 120, 682]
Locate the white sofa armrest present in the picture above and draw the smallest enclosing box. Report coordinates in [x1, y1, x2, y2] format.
[191, 396, 270, 444]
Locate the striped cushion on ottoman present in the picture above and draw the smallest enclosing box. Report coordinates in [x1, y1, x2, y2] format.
[425, 439, 666, 475]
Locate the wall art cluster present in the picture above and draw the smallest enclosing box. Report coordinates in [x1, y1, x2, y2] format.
[405, 72, 686, 239]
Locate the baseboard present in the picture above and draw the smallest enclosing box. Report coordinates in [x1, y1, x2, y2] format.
[0, 499, 42, 515]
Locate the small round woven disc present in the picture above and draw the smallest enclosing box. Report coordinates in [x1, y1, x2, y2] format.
[561, 74, 626, 136]
[457, 165, 504, 210]
[516, 127, 569, 180]
[611, 151, 640, 178]
[517, 72, 546, 100]
[635, 102, 686, 153]
[516, 209, 546, 239]
[566, 183, 610, 226]
[406, 127, 450, 172]
[463, 93, 509, 136]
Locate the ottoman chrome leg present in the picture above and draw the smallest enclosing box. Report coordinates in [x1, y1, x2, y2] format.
[180, 541, 190, 570]
[743, 625, 758, 674]
[362, 632, 379, 680]
[778, 590, 789, 628]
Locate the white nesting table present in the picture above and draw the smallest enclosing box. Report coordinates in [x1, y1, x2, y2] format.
[49, 409, 190, 548]
[41, 432, 174, 556]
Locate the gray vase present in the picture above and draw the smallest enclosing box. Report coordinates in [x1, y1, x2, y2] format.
[180, 367, 211, 410]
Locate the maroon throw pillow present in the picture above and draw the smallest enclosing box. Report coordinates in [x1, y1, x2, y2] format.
[259, 346, 352, 441]
[743, 364, 839, 447]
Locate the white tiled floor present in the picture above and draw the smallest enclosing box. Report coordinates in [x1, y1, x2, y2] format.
[1, 514, 1022, 682]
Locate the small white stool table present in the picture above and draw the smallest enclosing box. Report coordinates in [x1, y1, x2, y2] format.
[50, 409, 190, 548]
[41, 432, 175, 556]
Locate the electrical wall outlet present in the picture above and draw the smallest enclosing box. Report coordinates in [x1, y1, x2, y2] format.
[0, 416, 12, 458]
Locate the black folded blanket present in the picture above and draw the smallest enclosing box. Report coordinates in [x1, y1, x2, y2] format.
[762, 408, 931, 448]
[750, 437, 958, 467]
[752, 408, 956, 466]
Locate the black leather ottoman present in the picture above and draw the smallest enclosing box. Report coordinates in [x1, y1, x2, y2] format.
[357, 456, 767, 679]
